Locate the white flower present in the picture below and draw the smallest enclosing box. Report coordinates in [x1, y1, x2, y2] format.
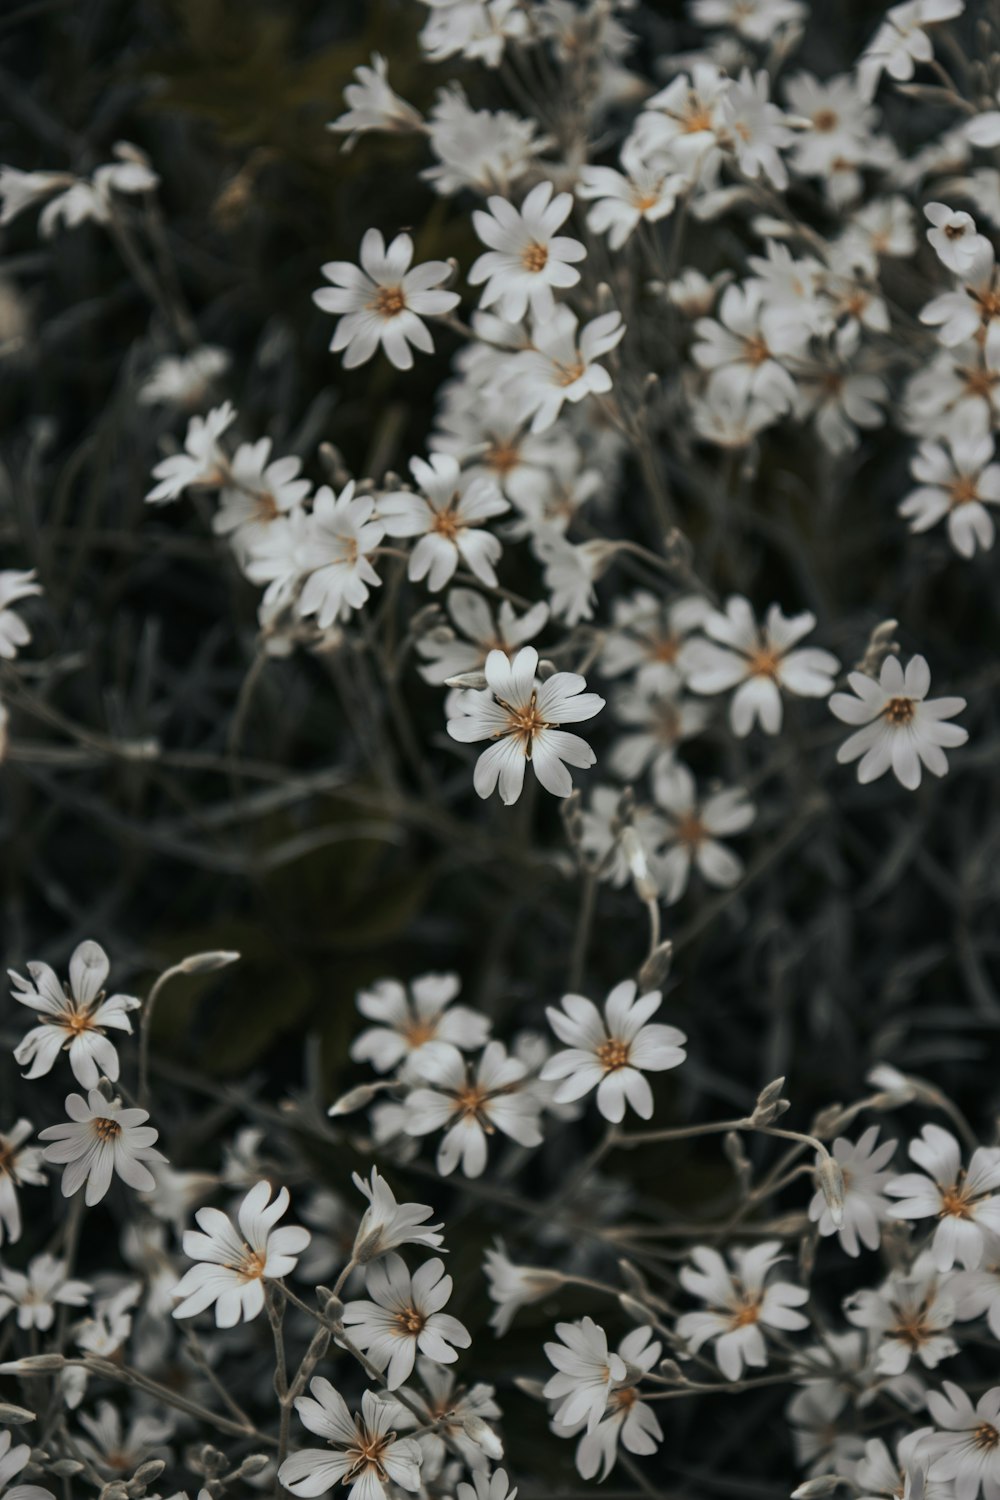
[39, 1090, 164, 1206]
[447, 645, 604, 805]
[808, 1126, 897, 1256]
[578, 787, 670, 892]
[213, 438, 311, 549]
[858, 0, 966, 99]
[540, 980, 686, 1123]
[923, 1383, 1000, 1500]
[10, 940, 141, 1088]
[0, 1428, 56, 1500]
[608, 682, 710, 781]
[577, 147, 685, 250]
[417, 589, 548, 686]
[829, 654, 968, 790]
[681, 597, 839, 737]
[693, 0, 805, 41]
[341, 1253, 471, 1389]
[951, 1237, 1000, 1338]
[533, 533, 602, 625]
[483, 1242, 564, 1335]
[278, 1383, 422, 1500]
[172, 1181, 310, 1326]
[0, 571, 41, 659]
[0, 146, 157, 238]
[844, 1254, 957, 1374]
[389, 1359, 503, 1474]
[692, 283, 805, 416]
[137, 345, 229, 408]
[919, 241, 1000, 358]
[328, 54, 423, 148]
[651, 763, 755, 905]
[601, 592, 711, 695]
[424, 85, 546, 197]
[145, 401, 236, 503]
[420, 0, 529, 68]
[784, 72, 881, 188]
[350, 972, 491, 1076]
[925, 202, 990, 274]
[0, 1253, 90, 1331]
[510, 308, 625, 434]
[458, 1468, 515, 1500]
[721, 70, 794, 190]
[855, 1430, 945, 1500]
[75, 1402, 173, 1480]
[543, 1316, 627, 1433]
[554, 1326, 664, 1480]
[313, 229, 459, 370]
[351, 1167, 444, 1261]
[380, 454, 509, 591]
[0, 1120, 45, 1245]
[469, 182, 586, 323]
[900, 423, 1000, 557]
[296, 482, 385, 626]
[885, 1125, 1000, 1269]
[676, 1242, 810, 1380]
[404, 1041, 543, 1177]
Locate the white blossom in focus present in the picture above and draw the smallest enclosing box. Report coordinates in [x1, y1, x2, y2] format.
[829, 654, 968, 789]
[314, 230, 459, 370]
[172, 1181, 310, 1326]
[446, 645, 604, 805]
[10, 941, 140, 1088]
[541, 980, 686, 1123]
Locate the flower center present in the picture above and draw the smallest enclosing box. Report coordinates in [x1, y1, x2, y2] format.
[674, 811, 706, 850]
[632, 189, 662, 212]
[943, 223, 966, 240]
[889, 1304, 934, 1348]
[975, 1424, 1000, 1451]
[93, 1117, 122, 1142]
[403, 1017, 439, 1049]
[742, 334, 771, 367]
[62, 1009, 98, 1037]
[596, 1038, 630, 1073]
[521, 242, 549, 273]
[610, 1385, 639, 1412]
[395, 1304, 427, 1336]
[649, 633, 679, 663]
[485, 440, 521, 475]
[938, 1182, 973, 1219]
[335, 533, 360, 565]
[882, 695, 915, 727]
[962, 366, 1000, 398]
[730, 1298, 762, 1328]
[747, 644, 782, 679]
[497, 691, 552, 754]
[975, 287, 1000, 320]
[232, 1248, 268, 1282]
[454, 1083, 491, 1121]
[683, 103, 714, 133]
[254, 490, 280, 522]
[556, 360, 586, 387]
[0, 1145, 14, 1178]
[371, 285, 406, 318]
[431, 506, 463, 541]
[812, 109, 839, 132]
[347, 1428, 393, 1481]
[948, 475, 979, 508]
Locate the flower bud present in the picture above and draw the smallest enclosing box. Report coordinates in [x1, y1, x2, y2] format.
[750, 1078, 790, 1127]
[638, 941, 673, 993]
[0, 1403, 35, 1424]
[178, 950, 240, 974]
[816, 1154, 845, 1228]
[792, 1476, 842, 1499]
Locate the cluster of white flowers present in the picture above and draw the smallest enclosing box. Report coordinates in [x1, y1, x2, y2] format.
[3, 0, 1000, 1496]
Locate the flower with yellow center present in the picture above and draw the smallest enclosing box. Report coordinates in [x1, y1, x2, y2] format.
[341, 1252, 471, 1389]
[11, 939, 141, 1089]
[542, 979, 686, 1123]
[172, 1180, 310, 1327]
[278, 1383, 423, 1500]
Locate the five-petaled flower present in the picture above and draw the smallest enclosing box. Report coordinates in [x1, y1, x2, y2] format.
[541, 980, 686, 1123]
[172, 1181, 310, 1326]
